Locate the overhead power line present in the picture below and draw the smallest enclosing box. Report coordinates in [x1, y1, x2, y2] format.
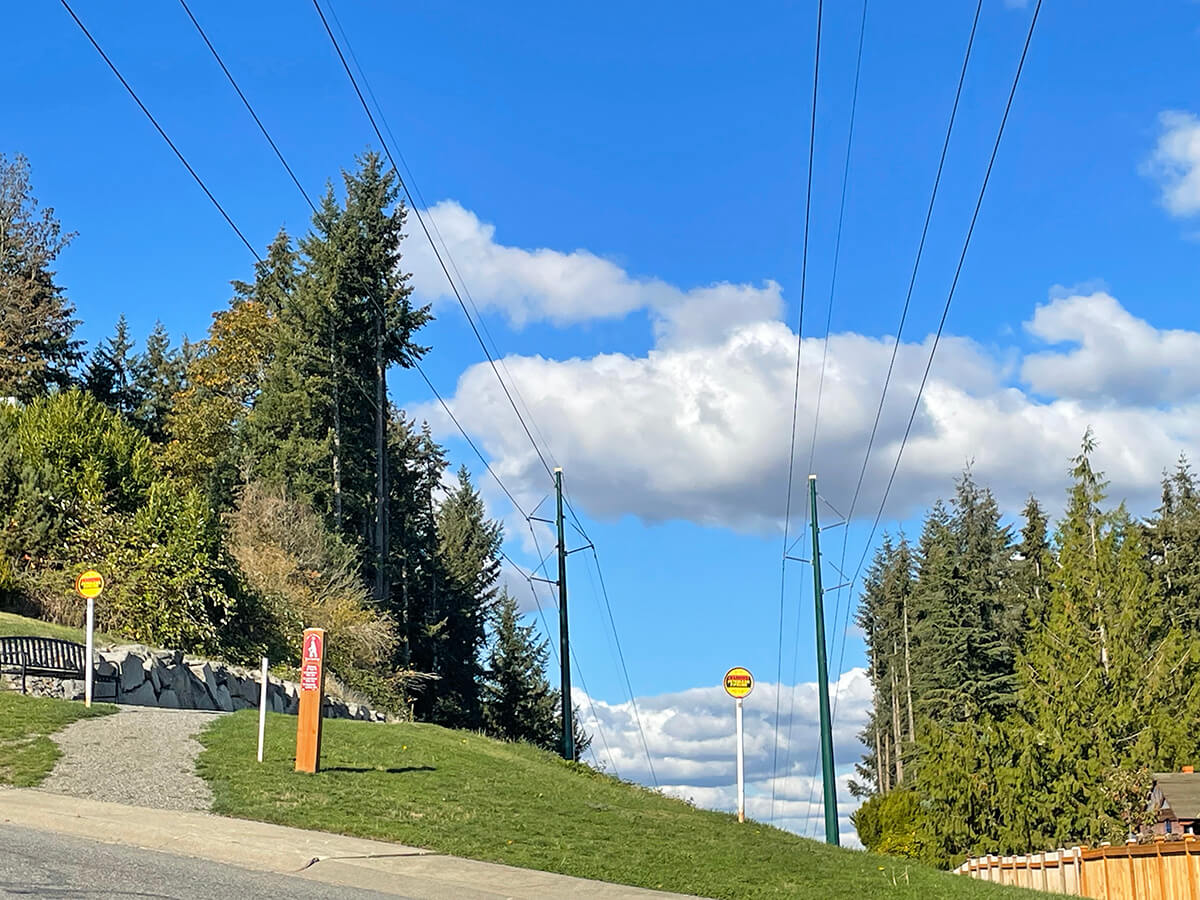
[313, 1, 660, 789]
[60, 0, 260, 262]
[177, 0, 318, 217]
[309, 0, 558, 486]
[771, 0, 824, 825]
[828, 0, 1045, 747]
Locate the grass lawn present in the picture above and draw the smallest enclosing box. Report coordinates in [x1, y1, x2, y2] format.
[0, 692, 115, 786]
[0, 611, 118, 644]
[198, 712, 1042, 900]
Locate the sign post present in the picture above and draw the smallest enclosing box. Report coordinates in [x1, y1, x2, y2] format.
[75, 570, 104, 708]
[295, 628, 326, 773]
[257, 656, 269, 763]
[723, 666, 754, 823]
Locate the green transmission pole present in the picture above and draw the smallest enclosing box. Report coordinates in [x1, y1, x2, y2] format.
[809, 474, 839, 846]
[555, 467, 574, 761]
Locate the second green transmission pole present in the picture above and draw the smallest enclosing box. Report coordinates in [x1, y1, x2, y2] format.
[555, 467, 574, 761]
[809, 474, 839, 846]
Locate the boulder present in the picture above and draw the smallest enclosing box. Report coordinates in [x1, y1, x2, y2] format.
[190, 662, 220, 705]
[120, 679, 156, 707]
[60, 679, 85, 701]
[232, 676, 260, 705]
[213, 683, 234, 712]
[231, 695, 254, 711]
[95, 658, 117, 679]
[158, 688, 180, 709]
[119, 654, 145, 692]
[146, 658, 163, 694]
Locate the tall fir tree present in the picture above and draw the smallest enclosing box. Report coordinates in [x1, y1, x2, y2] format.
[0, 154, 82, 401]
[130, 321, 186, 442]
[483, 589, 560, 751]
[247, 154, 430, 594]
[429, 465, 502, 729]
[83, 315, 139, 417]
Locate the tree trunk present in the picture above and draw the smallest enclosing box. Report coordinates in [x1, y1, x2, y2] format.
[330, 331, 343, 526]
[374, 300, 388, 604]
[903, 594, 916, 742]
[891, 644, 904, 785]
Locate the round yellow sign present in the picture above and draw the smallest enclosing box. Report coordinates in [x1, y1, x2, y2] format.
[724, 666, 754, 699]
[75, 570, 105, 600]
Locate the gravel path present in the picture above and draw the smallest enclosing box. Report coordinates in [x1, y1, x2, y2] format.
[41, 706, 224, 811]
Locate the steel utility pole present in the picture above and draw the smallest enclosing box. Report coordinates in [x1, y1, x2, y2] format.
[809, 474, 839, 846]
[555, 467, 574, 761]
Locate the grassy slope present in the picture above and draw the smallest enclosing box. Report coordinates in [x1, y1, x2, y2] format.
[199, 712, 1041, 900]
[0, 610, 119, 644]
[0, 692, 115, 786]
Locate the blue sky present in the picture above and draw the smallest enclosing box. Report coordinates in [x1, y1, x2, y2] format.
[8, 0, 1200, 837]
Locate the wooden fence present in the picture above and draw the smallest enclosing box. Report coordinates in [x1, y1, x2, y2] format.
[955, 839, 1200, 899]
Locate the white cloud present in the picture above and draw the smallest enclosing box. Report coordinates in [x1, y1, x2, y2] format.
[1022, 291, 1200, 405]
[575, 668, 872, 841]
[1144, 110, 1200, 217]
[406, 200, 783, 346]
[406, 201, 1200, 534]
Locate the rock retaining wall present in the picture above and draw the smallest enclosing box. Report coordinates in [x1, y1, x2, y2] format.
[3, 644, 387, 722]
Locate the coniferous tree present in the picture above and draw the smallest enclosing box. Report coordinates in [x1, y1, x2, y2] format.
[83, 315, 139, 417]
[1010, 495, 1053, 635]
[0, 154, 82, 401]
[130, 321, 185, 442]
[484, 590, 560, 750]
[430, 465, 501, 729]
[247, 155, 430, 593]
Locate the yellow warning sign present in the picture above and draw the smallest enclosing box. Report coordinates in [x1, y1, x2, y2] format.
[75, 570, 104, 600]
[723, 666, 754, 699]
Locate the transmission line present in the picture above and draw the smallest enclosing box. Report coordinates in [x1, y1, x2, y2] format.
[771, 0, 824, 825]
[827, 0, 1044, 754]
[314, 0, 660, 789]
[310, 0, 559, 486]
[60, 0, 260, 262]
[322, 0, 564, 478]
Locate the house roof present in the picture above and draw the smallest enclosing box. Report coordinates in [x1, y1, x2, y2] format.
[1153, 774, 1200, 819]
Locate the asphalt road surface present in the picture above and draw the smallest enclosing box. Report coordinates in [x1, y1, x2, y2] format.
[0, 824, 410, 899]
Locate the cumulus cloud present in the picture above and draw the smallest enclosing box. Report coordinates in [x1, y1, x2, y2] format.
[575, 668, 872, 841]
[420, 304, 1200, 531]
[406, 200, 783, 346]
[406, 201, 1200, 533]
[1022, 291, 1200, 405]
[1144, 110, 1200, 218]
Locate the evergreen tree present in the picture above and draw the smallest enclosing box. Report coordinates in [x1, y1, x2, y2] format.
[83, 315, 139, 417]
[1145, 456, 1200, 631]
[1010, 495, 1053, 635]
[429, 466, 502, 729]
[247, 154, 430, 593]
[131, 321, 185, 442]
[387, 415, 447, 678]
[0, 154, 82, 401]
[910, 473, 1016, 724]
[483, 590, 560, 750]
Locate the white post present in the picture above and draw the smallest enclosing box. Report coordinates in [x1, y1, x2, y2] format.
[736, 696, 745, 823]
[84, 596, 95, 708]
[257, 656, 268, 763]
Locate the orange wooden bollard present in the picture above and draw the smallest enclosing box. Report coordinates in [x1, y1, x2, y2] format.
[295, 628, 326, 773]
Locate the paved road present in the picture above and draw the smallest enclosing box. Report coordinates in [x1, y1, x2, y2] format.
[0, 824, 407, 900]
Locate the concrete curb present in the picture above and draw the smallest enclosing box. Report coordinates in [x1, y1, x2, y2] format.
[0, 788, 703, 899]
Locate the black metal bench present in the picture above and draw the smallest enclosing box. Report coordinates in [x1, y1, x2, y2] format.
[0, 636, 119, 699]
